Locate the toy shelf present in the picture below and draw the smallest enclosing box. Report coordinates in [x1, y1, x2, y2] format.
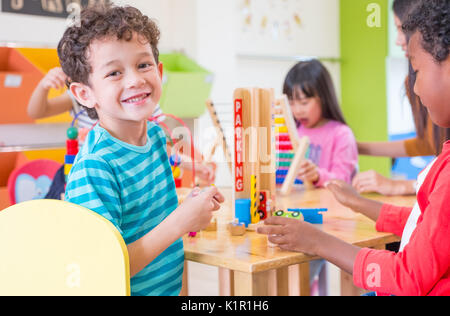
[159, 53, 213, 118]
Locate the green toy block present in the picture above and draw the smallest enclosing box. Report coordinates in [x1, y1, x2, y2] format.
[273, 210, 303, 220]
[159, 53, 213, 118]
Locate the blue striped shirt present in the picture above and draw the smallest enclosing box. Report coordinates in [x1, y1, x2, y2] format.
[65, 121, 184, 296]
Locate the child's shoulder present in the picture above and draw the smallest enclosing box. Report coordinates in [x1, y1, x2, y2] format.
[80, 124, 114, 156]
[147, 120, 164, 137]
[146, 120, 167, 146]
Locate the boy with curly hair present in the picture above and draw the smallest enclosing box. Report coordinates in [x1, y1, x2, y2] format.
[60, 4, 224, 296]
[259, 0, 450, 296]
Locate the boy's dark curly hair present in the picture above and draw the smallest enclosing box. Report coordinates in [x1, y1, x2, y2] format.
[57, 4, 161, 119]
[403, 0, 450, 62]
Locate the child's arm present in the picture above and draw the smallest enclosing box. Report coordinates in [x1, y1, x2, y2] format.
[257, 216, 361, 275]
[352, 170, 416, 196]
[307, 127, 358, 187]
[403, 137, 436, 157]
[127, 187, 224, 277]
[357, 140, 408, 157]
[66, 156, 225, 278]
[27, 67, 73, 119]
[327, 179, 413, 236]
[326, 180, 384, 222]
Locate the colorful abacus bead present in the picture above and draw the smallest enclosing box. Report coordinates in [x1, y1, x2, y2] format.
[170, 155, 182, 188]
[169, 154, 181, 167]
[67, 127, 79, 140]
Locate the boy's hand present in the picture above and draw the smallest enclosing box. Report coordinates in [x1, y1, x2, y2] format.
[178, 186, 224, 234]
[39, 67, 67, 91]
[257, 216, 323, 256]
[326, 179, 362, 211]
[297, 159, 319, 183]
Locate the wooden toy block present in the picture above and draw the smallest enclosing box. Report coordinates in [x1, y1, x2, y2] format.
[258, 88, 276, 204]
[280, 136, 311, 196]
[250, 175, 259, 224]
[235, 199, 251, 227]
[257, 191, 268, 221]
[234, 88, 259, 199]
[273, 209, 304, 221]
[294, 208, 328, 224]
[228, 222, 246, 236]
[203, 218, 217, 232]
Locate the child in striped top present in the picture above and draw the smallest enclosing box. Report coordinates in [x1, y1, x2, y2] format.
[60, 4, 224, 296]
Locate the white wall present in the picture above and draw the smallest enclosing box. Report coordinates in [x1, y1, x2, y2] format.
[0, 2, 66, 46]
[386, 0, 415, 136]
[0, 0, 341, 187]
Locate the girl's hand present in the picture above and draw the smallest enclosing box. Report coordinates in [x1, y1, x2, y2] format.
[39, 67, 67, 91]
[326, 179, 362, 211]
[177, 186, 224, 234]
[352, 170, 409, 196]
[257, 216, 324, 256]
[297, 159, 319, 183]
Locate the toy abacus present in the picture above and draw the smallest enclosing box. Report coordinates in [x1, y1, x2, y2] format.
[273, 96, 314, 195]
[273, 96, 301, 186]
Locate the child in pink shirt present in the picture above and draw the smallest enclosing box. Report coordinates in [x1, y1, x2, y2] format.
[283, 60, 358, 187]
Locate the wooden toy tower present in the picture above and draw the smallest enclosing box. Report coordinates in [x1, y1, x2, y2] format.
[233, 88, 276, 226]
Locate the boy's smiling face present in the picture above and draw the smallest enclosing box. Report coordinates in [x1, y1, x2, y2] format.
[71, 32, 162, 127]
[409, 32, 450, 128]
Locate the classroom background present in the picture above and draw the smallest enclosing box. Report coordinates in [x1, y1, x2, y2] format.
[0, 0, 425, 295]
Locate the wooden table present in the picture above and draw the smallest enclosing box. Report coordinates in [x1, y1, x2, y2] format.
[0, 123, 69, 152]
[179, 187, 416, 296]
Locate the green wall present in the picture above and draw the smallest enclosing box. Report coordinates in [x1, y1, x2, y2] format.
[340, 0, 390, 176]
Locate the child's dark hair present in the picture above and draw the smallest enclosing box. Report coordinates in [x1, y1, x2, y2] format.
[403, 0, 450, 153]
[393, 0, 420, 22]
[283, 59, 347, 126]
[403, 0, 450, 63]
[58, 4, 161, 120]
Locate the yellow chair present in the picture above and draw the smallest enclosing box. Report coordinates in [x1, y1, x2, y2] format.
[0, 200, 130, 296]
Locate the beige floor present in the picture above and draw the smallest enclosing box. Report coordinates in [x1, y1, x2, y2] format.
[186, 261, 343, 296]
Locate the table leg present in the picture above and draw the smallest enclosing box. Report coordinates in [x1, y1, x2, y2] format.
[219, 268, 234, 296]
[340, 270, 366, 296]
[276, 267, 289, 296]
[233, 271, 271, 296]
[288, 263, 310, 296]
[180, 261, 189, 296]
